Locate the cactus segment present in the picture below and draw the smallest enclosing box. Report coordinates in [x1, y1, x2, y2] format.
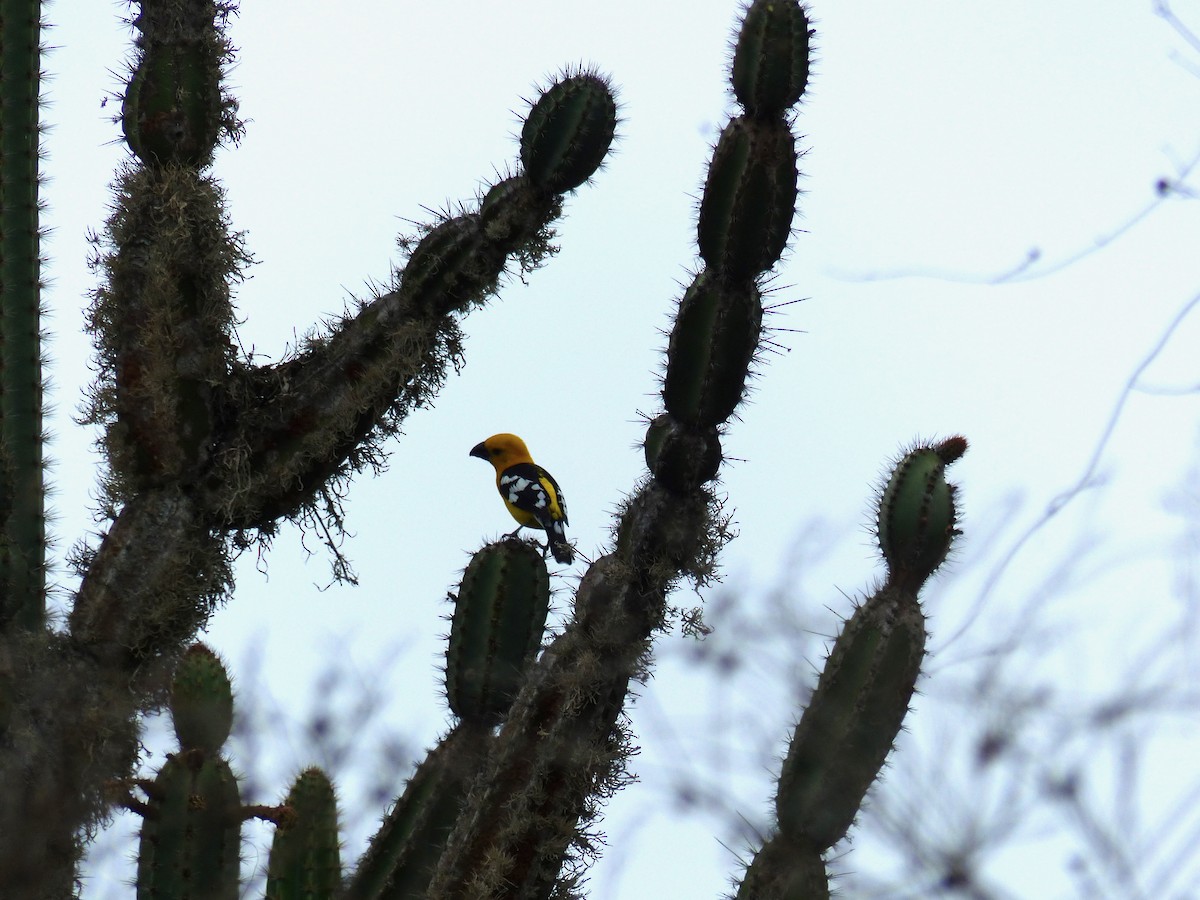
[732, 0, 814, 119]
[136, 750, 242, 900]
[169, 643, 234, 754]
[446, 538, 551, 725]
[735, 831, 828, 900]
[121, 0, 231, 167]
[775, 586, 926, 850]
[265, 767, 342, 900]
[400, 215, 505, 315]
[697, 116, 798, 283]
[877, 437, 967, 592]
[345, 724, 491, 900]
[479, 175, 557, 253]
[643, 414, 722, 494]
[90, 165, 240, 491]
[0, 0, 46, 630]
[662, 273, 762, 427]
[520, 71, 618, 194]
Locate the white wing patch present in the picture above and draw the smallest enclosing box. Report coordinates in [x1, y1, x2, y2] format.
[500, 473, 550, 511]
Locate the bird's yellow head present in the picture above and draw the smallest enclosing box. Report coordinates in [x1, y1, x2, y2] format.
[469, 433, 533, 473]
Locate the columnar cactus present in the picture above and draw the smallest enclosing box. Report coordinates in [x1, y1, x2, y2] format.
[0, 1, 971, 897]
[0, 0, 47, 633]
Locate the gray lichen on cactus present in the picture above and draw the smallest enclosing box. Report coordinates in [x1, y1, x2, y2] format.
[121, 0, 241, 167]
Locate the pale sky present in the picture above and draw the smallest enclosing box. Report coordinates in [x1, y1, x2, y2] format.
[39, 1, 1200, 897]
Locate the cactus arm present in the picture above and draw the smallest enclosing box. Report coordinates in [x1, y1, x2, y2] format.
[0, 0, 46, 631]
[204, 75, 614, 532]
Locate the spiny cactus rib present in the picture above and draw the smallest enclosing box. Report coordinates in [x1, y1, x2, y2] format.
[169, 643, 234, 755]
[121, 0, 234, 167]
[346, 723, 492, 900]
[520, 71, 618, 194]
[446, 538, 551, 725]
[735, 831, 828, 900]
[877, 436, 967, 593]
[732, 0, 814, 119]
[399, 215, 505, 316]
[135, 750, 242, 900]
[0, 0, 46, 631]
[775, 584, 927, 851]
[643, 414, 723, 495]
[266, 767, 342, 900]
[697, 115, 798, 284]
[662, 273, 763, 428]
[69, 488, 229, 668]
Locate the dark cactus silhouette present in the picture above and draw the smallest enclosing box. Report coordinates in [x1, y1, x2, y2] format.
[0, 0, 966, 897]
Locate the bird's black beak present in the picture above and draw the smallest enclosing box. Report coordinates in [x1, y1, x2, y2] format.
[469, 441, 488, 460]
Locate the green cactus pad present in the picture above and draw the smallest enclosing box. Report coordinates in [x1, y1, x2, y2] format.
[136, 750, 242, 900]
[697, 116, 798, 283]
[520, 71, 618, 194]
[169, 643, 233, 754]
[877, 436, 967, 593]
[643, 413, 723, 493]
[265, 767, 342, 900]
[775, 586, 926, 850]
[446, 539, 551, 725]
[662, 272, 762, 427]
[732, 0, 814, 118]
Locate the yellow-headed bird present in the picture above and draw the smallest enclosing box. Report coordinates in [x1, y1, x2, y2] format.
[470, 433, 574, 565]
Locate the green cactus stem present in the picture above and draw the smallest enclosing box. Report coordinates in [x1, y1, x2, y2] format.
[520, 70, 618, 194]
[346, 723, 493, 900]
[774, 582, 928, 851]
[643, 413, 722, 495]
[135, 750, 242, 900]
[732, 0, 814, 119]
[662, 273, 762, 428]
[121, 0, 234, 168]
[0, 0, 46, 631]
[266, 767, 342, 900]
[169, 643, 233, 755]
[736, 831, 828, 900]
[697, 115, 798, 284]
[877, 435, 967, 593]
[446, 538, 551, 726]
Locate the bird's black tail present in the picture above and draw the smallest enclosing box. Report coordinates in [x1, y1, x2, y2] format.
[547, 519, 574, 565]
